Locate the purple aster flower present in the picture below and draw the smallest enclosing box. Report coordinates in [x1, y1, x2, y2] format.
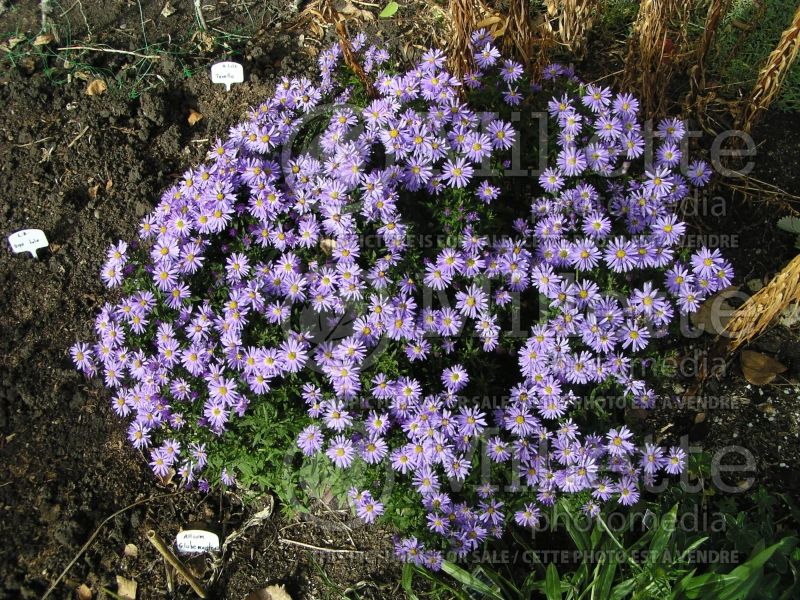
[686, 159, 712, 186]
[604, 237, 638, 272]
[539, 167, 565, 193]
[474, 44, 501, 68]
[356, 495, 384, 524]
[361, 437, 388, 464]
[500, 59, 524, 83]
[665, 447, 687, 474]
[326, 435, 356, 468]
[641, 443, 666, 474]
[557, 147, 587, 177]
[656, 142, 682, 168]
[298, 425, 324, 456]
[606, 426, 635, 456]
[514, 503, 541, 527]
[617, 476, 640, 506]
[613, 92, 639, 116]
[128, 421, 151, 449]
[487, 119, 516, 150]
[441, 158, 474, 188]
[204, 400, 229, 432]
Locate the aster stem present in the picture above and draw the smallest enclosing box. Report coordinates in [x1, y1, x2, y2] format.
[595, 514, 641, 572]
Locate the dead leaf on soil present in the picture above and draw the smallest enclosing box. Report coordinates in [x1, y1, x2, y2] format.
[33, 33, 54, 46]
[76, 583, 93, 600]
[88, 183, 100, 200]
[740, 349, 787, 385]
[123, 543, 138, 558]
[690, 286, 739, 335]
[116, 576, 137, 600]
[192, 30, 215, 53]
[106, 178, 113, 191]
[157, 467, 175, 486]
[338, 0, 374, 21]
[245, 584, 293, 600]
[86, 79, 108, 96]
[161, 1, 176, 18]
[0, 34, 25, 53]
[188, 109, 203, 126]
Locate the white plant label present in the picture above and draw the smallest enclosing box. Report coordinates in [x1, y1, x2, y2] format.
[8, 229, 48, 258]
[211, 61, 244, 91]
[175, 529, 220, 554]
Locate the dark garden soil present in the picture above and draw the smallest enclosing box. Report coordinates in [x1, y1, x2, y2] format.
[0, 1, 799, 599]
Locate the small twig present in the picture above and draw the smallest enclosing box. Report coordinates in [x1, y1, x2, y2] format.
[67, 125, 90, 149]
[13, 136, 53, 148]
[42, 492, 178, 599]
[278, 537, 364, 554]
[147, 530, 207, 598]
[57, 45, 162, 60]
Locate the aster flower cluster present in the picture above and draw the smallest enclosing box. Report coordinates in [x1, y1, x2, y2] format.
[71, 29, 730, 565]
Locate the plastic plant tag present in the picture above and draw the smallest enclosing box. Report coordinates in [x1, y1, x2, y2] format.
[8, 229, 49, 258]
[210, 61, 244, 91]
[175, 529, 220, 554]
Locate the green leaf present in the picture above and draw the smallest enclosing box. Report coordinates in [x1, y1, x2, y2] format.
[593, 555, 617, 600]
[401, 564, 421, 600]
[441, 561, 505, 600]
[379, 1, 399, 18]
[716, 537, 798, 600]
[545, 563, 562, 600]
[647, 504, 678, 565]
[559, 499, 590, 553]
[777, 215, 800, 234]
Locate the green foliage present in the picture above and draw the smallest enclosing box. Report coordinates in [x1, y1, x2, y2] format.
[777, 216, 800, 250]
[709, 0, 800, 112]
[410, 489, 800, 599]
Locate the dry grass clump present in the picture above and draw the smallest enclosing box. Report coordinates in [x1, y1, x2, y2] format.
[724, 254, 800, 351]
[623, 0, 693, 116]
[542, 0, 601, 58]
[737, 3, 800, 134]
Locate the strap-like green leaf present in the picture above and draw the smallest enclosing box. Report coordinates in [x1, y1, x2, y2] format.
[546, 563, 562, 600]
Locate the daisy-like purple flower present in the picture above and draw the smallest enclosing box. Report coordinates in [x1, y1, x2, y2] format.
[606, 426, 635, 456]
[441, 157, 473, 188]
[298, 425, 324, 456]
[514, 503, 541, 527]
[604, 237, 638, 272]
[326, 435, 356, 468]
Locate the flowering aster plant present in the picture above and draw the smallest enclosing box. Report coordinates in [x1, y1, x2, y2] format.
[72, 29, 732, 568]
